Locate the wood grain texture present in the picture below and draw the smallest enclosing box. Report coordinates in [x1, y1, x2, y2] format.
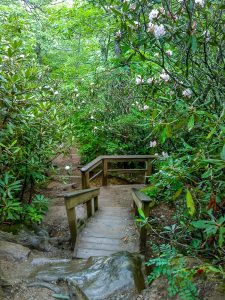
[74, 185, 143, 258]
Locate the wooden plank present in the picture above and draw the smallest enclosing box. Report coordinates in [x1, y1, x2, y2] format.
[89, 170, 103, 181]
[79, 236, 121, 245]
[82, 230, 125, 239]
[75, 248, 116, 258]
[132, 188, 151, 202]
[94, 196, 98, 212]
[108, 168, 147, 173]
[86, 199, 93, 218]
[65, 188, 100, 209]
[84, 222, 127, 231]
[64, 188, 99, 199]
[145, 159, 152, 184]
[102, 159, 108, 186]
[77, 241, 122, 251]
[82, 171, 90, 189]
[80, 155, 156, 173]
[65, 207, 77, 248]
[87, 219, 133, 225]
[80, 156, 103, 173]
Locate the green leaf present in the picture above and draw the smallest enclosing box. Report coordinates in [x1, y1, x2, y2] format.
[220, 144, 225, 161]
[186, 189, 195, 216]
[206, 127, 216, 139]
[138, 208, 146, 220]
[201, 168, 212, 179]
[160, 127, 167, 144]
[191, 220, 207, 229]
[218, 227, 224, 247]
[173, 188, 183, 200]
[187, 115, 195, 131]
[191, 36, 197, 53]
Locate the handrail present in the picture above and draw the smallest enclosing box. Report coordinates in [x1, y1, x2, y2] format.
[80, 155, 155, 172]
[132, 188, 155, 253]
[80, 155, 156, 189]
[64, 188, 100, 248]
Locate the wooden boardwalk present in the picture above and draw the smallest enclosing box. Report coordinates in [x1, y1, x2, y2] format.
[74, 185, 143, 258]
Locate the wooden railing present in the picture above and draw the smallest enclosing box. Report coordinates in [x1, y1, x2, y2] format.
[64, 188, 100, 248]
[80, 155, 155, 189]
[132, 188, 154, 253]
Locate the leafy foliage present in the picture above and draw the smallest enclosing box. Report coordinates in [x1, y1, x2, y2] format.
[146, 244, 199, 300]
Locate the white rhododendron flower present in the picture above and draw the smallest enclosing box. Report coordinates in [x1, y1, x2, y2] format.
[154, 24, 166, 38]
[143, 105, 149, 110]
[74, 88, 78, 92]
[65, 166, 70, 170]
[149, 9, 159, 21]
[135, 75, 144, 85]
[165, 50, 173, 56]
[195, 0, 205, 7]
[147, 78, 153, 84]
[115, 30, 122, 38]
[54, 91, 59, 95]
[134, 21, 140, 27]
[160, 72, 170, 82]
[182, 89, 192, 98]
[150, 141, 157, 148]
[162, 151, 169, 158]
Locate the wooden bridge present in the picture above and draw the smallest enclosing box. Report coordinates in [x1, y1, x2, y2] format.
[64, 155, 156, 258]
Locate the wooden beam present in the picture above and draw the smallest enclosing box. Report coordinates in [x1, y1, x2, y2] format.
[86, 199, 93, 218]
[65, 207, 77, 248]
[145, 159, 152, 184]
[108, 168, 147, 173]
[89, 169, 103, 181]
[64, 188, 100, 209]
[131, 188, 153, 253]
[81, 171, 90, 189]
[102, 159, 108, 186]
[94, 196, 98, 212]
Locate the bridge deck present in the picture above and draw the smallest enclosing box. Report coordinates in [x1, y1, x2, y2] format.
[74, 185, 143, 258]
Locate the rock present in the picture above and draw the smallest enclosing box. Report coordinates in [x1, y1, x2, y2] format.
[27, 282, 62, 293]
[31, 251, 145, 300]
[0, 241, 30, 262]
[67, 280, 89, 300]
[0, 229, 52, 252]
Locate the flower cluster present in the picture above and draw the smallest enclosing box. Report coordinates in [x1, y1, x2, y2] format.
[150, 140, 157, 147]
[147, 8, 166, 39]
[135, 75, 144, 85]
[195, 0, 205, 7]
[160, 72, 170, 82]
[182, 88, 192, 98]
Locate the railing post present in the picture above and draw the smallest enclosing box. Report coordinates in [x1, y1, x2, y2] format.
[86, 199, 93, 218]
[140, 202, 150, 252]
[65, 207, 77, 249]
[102, 159, 108, 186]
[94, 196, 98, 211]
[82, 171, 90, 189]
[145, 159, 152, 184]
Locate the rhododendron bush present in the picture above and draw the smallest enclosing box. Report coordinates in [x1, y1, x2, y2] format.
[85, 0, 225, 257]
